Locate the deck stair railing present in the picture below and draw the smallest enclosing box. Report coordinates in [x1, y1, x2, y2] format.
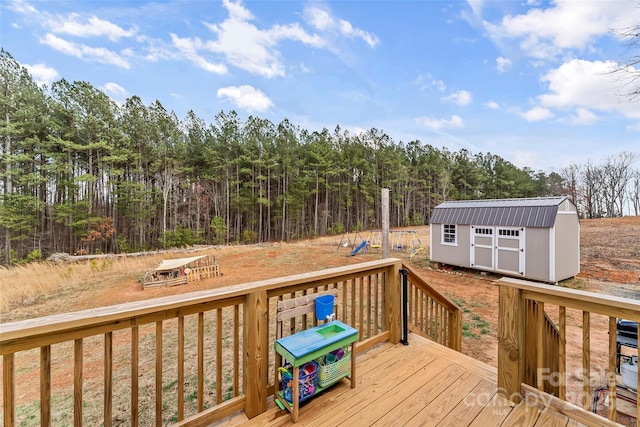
[403, 264, 462, 351]
[524, 299, 561, 397]
[498, 277, 639, 423]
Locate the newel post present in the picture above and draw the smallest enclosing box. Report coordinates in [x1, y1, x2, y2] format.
[498, 285, 525, 403]
[385, 262, 403, 344]
[243, 290, 269, 418]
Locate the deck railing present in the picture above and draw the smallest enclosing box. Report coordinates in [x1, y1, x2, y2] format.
[524, 299, 561, 397]
[498, 277, 640, 422]
[404, 265, 462, 351]
[2, 258, 461, 426]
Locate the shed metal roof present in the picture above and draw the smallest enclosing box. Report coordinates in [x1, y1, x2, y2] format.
[430, 196, 570, 228]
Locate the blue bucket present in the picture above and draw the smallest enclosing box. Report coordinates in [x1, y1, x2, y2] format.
[315, 295, 334, 321]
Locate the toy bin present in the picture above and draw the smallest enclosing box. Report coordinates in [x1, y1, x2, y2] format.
[318, 348, 351, 387]
[280, 361, 318, 403]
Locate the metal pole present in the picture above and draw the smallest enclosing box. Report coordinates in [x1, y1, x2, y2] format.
[382, 188, 389, 259]
[400, 268, 409, 345]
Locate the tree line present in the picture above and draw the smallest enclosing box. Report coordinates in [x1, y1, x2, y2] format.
[1, 49, 638, 265]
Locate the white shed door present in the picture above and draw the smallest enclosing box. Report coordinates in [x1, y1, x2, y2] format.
[470, 226, 494, 270]
[495, 227, 525, 276]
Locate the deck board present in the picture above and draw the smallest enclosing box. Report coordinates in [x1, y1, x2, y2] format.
[467, 392, 517, 426]
[436, 378, 497, 426]
[228, 333, 619, 427]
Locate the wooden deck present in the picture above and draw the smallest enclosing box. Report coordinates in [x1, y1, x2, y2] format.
[214, 333, 614, 427]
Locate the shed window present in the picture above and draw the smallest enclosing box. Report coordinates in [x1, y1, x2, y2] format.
[498, 229, 520, 237]
[442, 224, 457, 244]
[475, 228, 492, 235]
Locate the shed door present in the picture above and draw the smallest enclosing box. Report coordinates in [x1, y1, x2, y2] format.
[495, 227, 525, 276]
[470, 226, 494, 270]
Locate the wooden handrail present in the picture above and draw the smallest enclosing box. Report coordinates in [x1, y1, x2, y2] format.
[499, 277, 640, 321]
[498, 277, 639, 423]
[0, 259, 402, 350]
[403, 264, 463, 351]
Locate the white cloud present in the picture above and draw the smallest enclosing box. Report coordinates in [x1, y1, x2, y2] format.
[483, 100, 500, 110]
[512, 150, 538, 169]
[415, 115, 464, 130]
[496, 56, 511, 73]
[568, 108, 598, 125]
[466, 0, 484, 17]
[304, 7, 333, 31]
[193, 0, 325, 78]
[298, 63, 311, 73]
[170, 34, 227, 74]
[444, 90, 472, 106]
[7, 0, 37, 14]
[338, 19, 379, 48]
[413, 73, 446, 92]
[24, 63, 58, 86]
[481, 1, 638, 60]
[44, 13, 137, 41]
[539, 59, 640, 119]
[40, 33, 131, 68]
[304, 5, 379, 48]
[217, 85, 274, 112]
[102, 82, 127, 98]
[520, 107, 554, 122]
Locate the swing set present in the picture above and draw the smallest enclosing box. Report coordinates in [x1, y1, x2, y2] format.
[338, 230, 427, 259]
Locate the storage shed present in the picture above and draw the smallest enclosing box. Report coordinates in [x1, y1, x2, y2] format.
[429, 196, 579, 283]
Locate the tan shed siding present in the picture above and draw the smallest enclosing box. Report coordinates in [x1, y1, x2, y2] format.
[474, 247, 493, 269]
[430, 224, 471, 267]
[554, 212, 580, 281]
[524, 228, 550, 282]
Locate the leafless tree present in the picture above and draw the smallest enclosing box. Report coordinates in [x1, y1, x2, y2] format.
[613, 19, 640, 101]
[602, 152, 638, 216]
[631, 169, 640, 216]
[561, 163, 582, 216]
[581, 161, 604, 218]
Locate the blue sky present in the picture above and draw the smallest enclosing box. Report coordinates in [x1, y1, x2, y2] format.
[2, 0, 639, 172]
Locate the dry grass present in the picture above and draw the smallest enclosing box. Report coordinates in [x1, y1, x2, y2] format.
[0, 252, 212, 315]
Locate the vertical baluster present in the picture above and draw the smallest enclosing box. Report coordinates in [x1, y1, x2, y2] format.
[41, 346, 51, 426]
[367, 275, 372, 339]
[234, 304, 240, 396]
[104, 332, 113, 427]
[178, 316, 184, 421]
[374, 275, 379, 334]
[429, 297, 434, 338]
[131, 326, 139, 427]
[607, 317, 617, 421]
[351, 279, 356, 333]
[342, 281, 348, 323]
[217, 308, 223, 404]
[74, 338, 83, 427]
[3, 353, 15, 426]
[440, 305, 445, 344]
[198, 313, 204, 412]
[536, 301, 544, 391]
[417, 291, 429, 334]
[359, 276, 364, 335]
[582, 312, 590, 410]
[156, 321, 163, 426]
[290, 292, 297, 332]
[302, 288, 308, 328]
[558, 306, 566, 400]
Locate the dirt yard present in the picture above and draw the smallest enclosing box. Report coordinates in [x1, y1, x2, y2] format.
[2, 217, 639, 423]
